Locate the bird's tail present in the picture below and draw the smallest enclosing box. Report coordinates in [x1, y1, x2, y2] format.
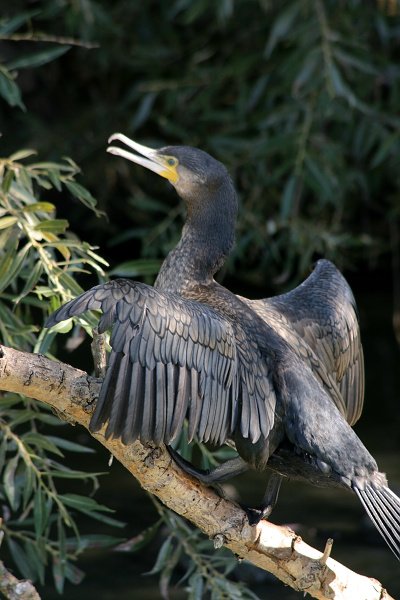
[355, 484, 400, 560]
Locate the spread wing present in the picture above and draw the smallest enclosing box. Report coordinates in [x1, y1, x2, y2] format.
[242, 259, 364, 426]
[45, 279, 276, 446]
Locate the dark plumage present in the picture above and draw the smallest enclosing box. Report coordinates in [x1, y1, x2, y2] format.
[46, 133, 400, 561]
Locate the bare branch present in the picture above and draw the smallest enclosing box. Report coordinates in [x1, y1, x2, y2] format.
[0, 33, 98, 49]
[0, 344, 394, 600]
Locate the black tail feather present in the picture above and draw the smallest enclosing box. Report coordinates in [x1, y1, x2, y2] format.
[355, 484, 400, 561]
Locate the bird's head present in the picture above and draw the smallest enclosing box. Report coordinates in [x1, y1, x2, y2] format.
[107, 133, 231, 203]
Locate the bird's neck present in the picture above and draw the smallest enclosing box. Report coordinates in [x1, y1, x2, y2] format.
[155, 182, 238, 294]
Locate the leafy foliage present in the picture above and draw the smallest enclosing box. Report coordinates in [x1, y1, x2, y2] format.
[120, 499, 259, 600]
[0, 147, 126, 592]
[0, 395, 123, 593]
[0, 148, 106, 350]
[2, 1, 399, 290]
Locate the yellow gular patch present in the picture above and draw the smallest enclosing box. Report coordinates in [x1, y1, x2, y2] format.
[159, 166, 179, 183]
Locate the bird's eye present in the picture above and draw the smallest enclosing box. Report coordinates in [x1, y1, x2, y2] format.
[167, 157, 177, 167]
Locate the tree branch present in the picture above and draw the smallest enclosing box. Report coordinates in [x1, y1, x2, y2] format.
[0, 344, 394, 600]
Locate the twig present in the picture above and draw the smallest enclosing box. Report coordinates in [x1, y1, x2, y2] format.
[0, 33, 98, 49]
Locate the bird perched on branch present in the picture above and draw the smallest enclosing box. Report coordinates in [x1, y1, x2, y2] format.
[46, 133, 400, 560]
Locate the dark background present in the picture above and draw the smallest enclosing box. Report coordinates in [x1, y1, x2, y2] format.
[1, 1, 400, 597]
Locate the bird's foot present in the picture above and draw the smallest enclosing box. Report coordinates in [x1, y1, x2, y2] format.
[244, 504, 274, 526]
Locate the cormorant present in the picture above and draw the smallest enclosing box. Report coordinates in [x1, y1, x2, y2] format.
[46, 133, 400, 561]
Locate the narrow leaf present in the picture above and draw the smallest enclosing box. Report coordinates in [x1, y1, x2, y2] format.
[264, 1, 301, 57]
[0, 216, 18, 230]
[7, 46, 71, 70]
[23, 202, 56, 213]
[7, 537, 35, 580]
[0, 11, 41, 35]
[3, 454, 20, 510]
[9, 149, 37, 161]
[146, 536, 174, 575]
[0, 66, 25, 110]
[34, 219, 69, 234]
[115, 519, 162, 553]
[34, 486, 46, 537]
[46, 436, 95, 454]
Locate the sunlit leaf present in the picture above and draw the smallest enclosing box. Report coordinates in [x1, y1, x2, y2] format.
[23, 202, 56, 213]
[34, 219, 69, 234]
[0, 216, 18, 230]
[9, 149, 37, 161]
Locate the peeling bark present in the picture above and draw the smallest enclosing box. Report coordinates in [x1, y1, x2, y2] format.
[0, 344, 394, 600]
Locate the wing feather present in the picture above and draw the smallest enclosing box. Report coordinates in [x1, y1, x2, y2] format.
[46, 279, 276, 446]
[242, 259, 364, 426]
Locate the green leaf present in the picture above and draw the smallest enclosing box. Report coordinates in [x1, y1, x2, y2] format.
[46, 436, 95, 454]
[34, 486, 46, 537]
[129, 92, 157, 130]
[24, 538, 45, 584]
[64, 180, 100, 214]
[0, 243, 31, 293]
[22, 462, 34, 509]
[48, 469, 102, 480]
[0, 216, 18, 230]
[77, 509, 125, 528]
[280, 175, 298, 219]
[188, 573, 204, 600]
[44, 317, 74, 334]
[160, 543, 182, 599]
[34, 219, 69, 234]
[0, 10, 41, 35]
[23, 432, 65, 456]
[109, 258, 161, 277]
[1, 170, 14, 193]
[60, 493, 115, 513]
[146, 535, 174, 575]
[0, 438, 7, 472]
[9, 149, 37, 161]
[0, 66, 25, 110]
[3, 454, 20, 510]
[293, 50, 320, 92]
[14, 261, 44, 303]
[23, 202, 56, 213]
[64, 562, 85, 585]
[7, 46, 71, 70]
[264, 1, 302, 58]
[115, 519, 162, 553]
[52, 555, 66, 594]
[72, 534, 124, 551]
[7, 537, 36, 580]
[57, 271, 84, 296]
[333, 48, 379, 76]
[32, 412, 66, 426]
